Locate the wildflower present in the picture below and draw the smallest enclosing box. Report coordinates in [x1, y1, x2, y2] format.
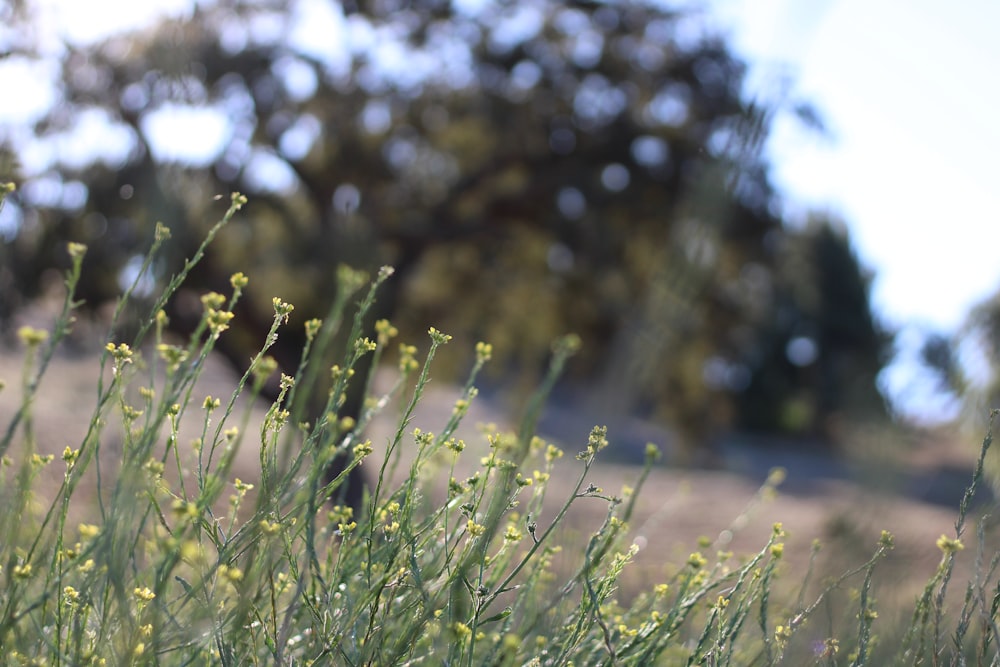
[203, 396, 221, 411]
[18, 326, 49, 347]
[467, 520, 486, 537]
[375, 319, 398, 344]
[330, 365, 355, 382]
[353, 440, 374, 460]
[879, 530, 895, 549]
[617, 623, 638, 638]
[428, 327, 452, 344]
[446, 438, 466, 453]
[588, 426, 609, 450]
[230, 192, 248, 209]
[398, 344, 419, 373]
[251, 356, 278, 384]
[201, 292, 226, 311]
[936, 535, 964, 554]
[157, 344, 188, 371]
[172, 499, 199, 520]
[67, 241, 87, 259]
[553, 333, 582, 355]
[475, 341, 493, 363]
[13, 563, 32, 579]
[134, 587, 156, 602]
[304, 318, 323, 341]
[687, 552, 707, 570]
[450, 622, 472, 640]
[230, 272, 249, 289]
[504, 525, 523, 542]
[78, 524, 100, 540]
[142, 458, 164, 479]
[328, 505, 353, 524]
[206, 308, 234, 335]
[545, 444, 564, 462]
[63, 586, 80, 606]
[337, 265, 368, 293]
[770, 543, 784, 559]
[32, 453, 54, 467]
[259, 519, 281, 535]
[154, 221, 171, 241]
[121, 404, 143, 422]
[774, 624, 792, 647]
[272, 297, 294, 322]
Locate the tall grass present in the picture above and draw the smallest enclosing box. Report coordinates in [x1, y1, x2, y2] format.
[1, 186, 999, 665]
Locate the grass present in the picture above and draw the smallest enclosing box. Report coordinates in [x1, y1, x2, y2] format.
[1, 186, 1000, 665]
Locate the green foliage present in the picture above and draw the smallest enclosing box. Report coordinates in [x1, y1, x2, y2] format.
[0, 1, 891, 451]
[0, 189, 995, 665]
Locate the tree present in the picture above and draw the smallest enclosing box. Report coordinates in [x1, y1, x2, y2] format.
[0, 0, 890, 467]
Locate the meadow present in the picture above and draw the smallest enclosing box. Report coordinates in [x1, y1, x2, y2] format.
[2, 189, 999, 665]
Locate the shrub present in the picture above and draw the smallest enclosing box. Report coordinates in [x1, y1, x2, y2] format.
[1, 187, 998, 665]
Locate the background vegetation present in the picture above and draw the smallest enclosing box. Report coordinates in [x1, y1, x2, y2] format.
[0, 202, 997, 663]
[0, 0, 890, 462]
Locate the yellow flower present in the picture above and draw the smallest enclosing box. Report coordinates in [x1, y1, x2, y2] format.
[17, 326, 48, 347]
[687, 552, 707, 570]
[78, 523, 100, 540]
[936, 534, 964, 554]
[134, 587, 156, 602]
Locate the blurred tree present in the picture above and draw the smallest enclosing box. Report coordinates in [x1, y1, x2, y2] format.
[735, 219, 890, 438]
[934, 294, 1000, 425]
[0, 0, 890, 465]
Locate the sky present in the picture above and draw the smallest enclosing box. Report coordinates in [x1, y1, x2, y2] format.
[700, 0, 1000, 417]
[4, 0, 998, 419]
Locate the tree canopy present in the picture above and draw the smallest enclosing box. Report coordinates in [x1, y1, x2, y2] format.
[0, 0, 891, 455]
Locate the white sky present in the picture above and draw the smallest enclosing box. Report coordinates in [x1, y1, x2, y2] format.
[715, 0, 1000, 333]
[5, 0, 995, 418]
[704, 0, 1000, 418]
